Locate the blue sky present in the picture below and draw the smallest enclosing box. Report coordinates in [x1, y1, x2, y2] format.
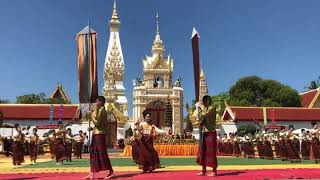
[1, 0, 320, 116]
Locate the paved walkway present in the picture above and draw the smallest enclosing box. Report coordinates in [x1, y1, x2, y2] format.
[2, 154, 320, 180]
[2, 169, 320, 180]
[1, 156, 320, 174]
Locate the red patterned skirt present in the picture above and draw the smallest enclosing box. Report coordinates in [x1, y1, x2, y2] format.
[196, 131, 218, 169]
[49, 141, 55, 159]
[286, 139, 300, 162]
[227, 142, 233, 156]
[132, 139, 140, 164]
[12, 141, 25, 165]
[279, 140, 288, 161]
[310, 138, 320, 161]
[222, 142, 228, 156]
[65, 142, 72, 161]
[28, 141, 38, 161]
[138, 135, 160, 171]
[301, 140, 310, 160]
[243, 142, 255, 158]
[233, 142, 241, 157]
[263, 141, 274, 160]
[74, 142, 83, 159]
[217, 141, 223, 156]
[256, 141, 264, 159]
[54, 138, 66, 162]
[90, 134, 113, 172]
[274, 142, 280, 158]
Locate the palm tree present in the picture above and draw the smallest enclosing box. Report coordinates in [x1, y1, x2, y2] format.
[305, 76, 320, 90]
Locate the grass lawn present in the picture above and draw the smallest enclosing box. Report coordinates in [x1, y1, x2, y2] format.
[22, 157, 316, 169]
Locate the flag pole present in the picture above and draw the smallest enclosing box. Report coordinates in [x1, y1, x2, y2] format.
[191, 26, 204, 160]
[88, 20, 92, 145]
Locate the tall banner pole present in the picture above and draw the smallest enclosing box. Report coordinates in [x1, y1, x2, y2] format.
[191, 27, 203, 159]
[192, 27, 200, 103]
[87, 21, 92, 145]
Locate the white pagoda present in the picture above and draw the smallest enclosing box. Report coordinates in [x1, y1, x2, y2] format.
[103, 0, 128, 117]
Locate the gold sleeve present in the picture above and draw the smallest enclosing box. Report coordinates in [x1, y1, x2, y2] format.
[191, 109, 200, 126]
[91, 110, 98, 125]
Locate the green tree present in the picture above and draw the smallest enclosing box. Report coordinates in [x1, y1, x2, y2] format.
[190, 92, 229, 116]
[0, 99, 10, 104]
[229, 76, 301, 107]
[16, 93, 45, 104]
[45, 98, 71, 104]
[237, 124, 257, 136]
[16, 93, 71, 104]
[212, 92, 229, 116]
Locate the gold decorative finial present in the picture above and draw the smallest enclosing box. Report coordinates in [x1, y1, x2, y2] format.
[152, 12, 164, 54]
[109, 0, 120, 32]
[111, 0, 119, 20]
[156, 12, 160, 35]
[200, 68, 205, 78]
[200, 60, 205, 77]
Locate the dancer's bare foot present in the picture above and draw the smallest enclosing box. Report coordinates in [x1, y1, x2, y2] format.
[141, 170, 148, 174]
[104, 171, 115, 179]
[196, 172, 206, 176]
[82, 173, 94, 179]
[207, 170, 217, 177]
[207, 172, 217, 177]
[148, 167, 155, 173]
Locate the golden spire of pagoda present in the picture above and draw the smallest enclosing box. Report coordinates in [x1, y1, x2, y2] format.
[200, 68, 205, 78]
[111, 0, 119, 20]
[199, 67, 208, 101]
[109, 0, 120, 32]
[156, 12, 160, 35]
[152, 12, 164, 55]
[200, 60, 205, 78]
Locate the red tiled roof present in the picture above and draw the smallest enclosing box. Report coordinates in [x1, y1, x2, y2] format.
[300, 89, 319, 108]
[0, 104, 79, 120]
[223, 106, 320, 121]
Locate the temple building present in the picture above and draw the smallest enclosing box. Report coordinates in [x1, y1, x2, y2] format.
[103, 0, 128, 117]
[50, 83, 71, 103]
[199, 68, 208, 102]
[0, 84, 80, 136]
[133, 14, 184, 134]
[101, 0, 128, 146]
[221, 88, 320, 134]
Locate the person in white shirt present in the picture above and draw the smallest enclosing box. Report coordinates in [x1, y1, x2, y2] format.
[136, 110, 167, 173]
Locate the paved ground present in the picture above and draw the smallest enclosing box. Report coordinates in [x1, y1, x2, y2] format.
[2, 154, 320, 179]
[3, 169, 320, 180]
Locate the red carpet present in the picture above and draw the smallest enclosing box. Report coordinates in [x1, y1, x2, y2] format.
[2, 169, 320, 180]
